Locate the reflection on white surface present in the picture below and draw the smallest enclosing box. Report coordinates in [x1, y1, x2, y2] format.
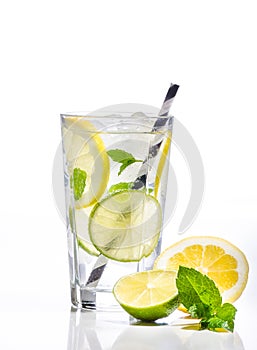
[183, 330, 245, 350]
[67, 309, 245, 350]
[111, 326, 183, 350]
[67, 308, 129, 350]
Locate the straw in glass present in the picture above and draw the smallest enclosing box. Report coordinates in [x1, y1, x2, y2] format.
[85, 83, 179, 294]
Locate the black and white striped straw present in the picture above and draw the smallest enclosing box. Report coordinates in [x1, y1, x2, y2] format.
[132, 83, 179, 189]
[85, 83, 179, 290]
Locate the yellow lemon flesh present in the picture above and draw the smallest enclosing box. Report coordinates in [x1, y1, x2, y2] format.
[62, 116, 110, 209]
[154, 236, 249, 304]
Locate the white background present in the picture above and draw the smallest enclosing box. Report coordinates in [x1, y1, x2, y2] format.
[0, 1, 256, 349]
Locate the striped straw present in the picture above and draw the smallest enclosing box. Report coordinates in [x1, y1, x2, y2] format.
[85, 83, 179, 290]
[132, 83, 179, 189]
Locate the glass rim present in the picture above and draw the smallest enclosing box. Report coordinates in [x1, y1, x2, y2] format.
[60, 111, 174, 120]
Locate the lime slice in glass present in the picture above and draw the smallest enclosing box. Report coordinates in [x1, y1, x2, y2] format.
[88, 190, 162, 262]
[74, 207, 100, 256]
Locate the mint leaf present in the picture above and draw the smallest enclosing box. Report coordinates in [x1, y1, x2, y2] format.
[109, 182, 153, 194]
[202, 316, 235, 332]
[216, 303, 237, 321]
[203, 303, 236, 332]
[109, 182, 134, 193]
[176, 266, 237, 332]
[176, 266, 222, 318]
[107, 149, 135, 163]
[107, 148, 142, 175]
[188, 304, 208, 319]
[118, 159, 142, 175]
[73, 168, 87, 200]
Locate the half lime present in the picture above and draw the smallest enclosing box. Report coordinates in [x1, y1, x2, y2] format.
[113, 270, 179, 321]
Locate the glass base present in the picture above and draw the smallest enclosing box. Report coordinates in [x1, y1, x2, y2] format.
[71, 285, 122, 311]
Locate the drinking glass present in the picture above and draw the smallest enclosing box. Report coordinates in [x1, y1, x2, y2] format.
[61, 110, 173, 310]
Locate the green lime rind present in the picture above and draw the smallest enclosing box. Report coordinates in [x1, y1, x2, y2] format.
[88, 190, 162, 262]
[77, 236, 100, 256]
[91, 233, 160, 263]
[119, 294, 179, 321]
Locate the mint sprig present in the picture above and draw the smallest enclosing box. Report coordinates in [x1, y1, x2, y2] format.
[107, 149, 142, 175]
[176, 266, 237, 332]
[72, 168, 87, 200]
[109, 182, 134, 193]
[109, 182, 154, 195]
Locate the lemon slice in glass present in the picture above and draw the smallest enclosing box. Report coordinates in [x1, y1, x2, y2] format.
[88, 190, 162, 262]
[113, 270, 179, 321]
[62, 117, 110, 208]
[154, 132, 172, 198]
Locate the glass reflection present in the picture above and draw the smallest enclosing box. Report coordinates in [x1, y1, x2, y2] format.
[67, 308, 245, 350]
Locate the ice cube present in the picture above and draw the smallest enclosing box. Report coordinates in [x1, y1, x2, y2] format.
[131, 111, 148, 118]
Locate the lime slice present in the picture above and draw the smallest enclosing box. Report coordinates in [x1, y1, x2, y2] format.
[154, 132, 171, 198]
[62, 117, 110, 208]
[75, 207, 100, 256]
[113, 270, 179, 321]
[88, 190, 162, 262]
[68, 205, 100, 256]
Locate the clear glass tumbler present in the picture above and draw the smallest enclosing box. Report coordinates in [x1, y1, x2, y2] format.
[61, 110, 173, 310]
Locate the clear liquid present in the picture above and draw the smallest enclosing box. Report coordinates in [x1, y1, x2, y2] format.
[62, 120, 171, 309]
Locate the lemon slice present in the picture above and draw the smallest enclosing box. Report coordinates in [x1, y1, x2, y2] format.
[154, 236, 249, 303]
[113, 270, 179, 321]
[62, 117, 110, 208]
[154, 132, 172, 197]
[88, 190, 162, 262]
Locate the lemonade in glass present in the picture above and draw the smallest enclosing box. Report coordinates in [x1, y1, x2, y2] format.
[61, 110, 173, 309]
